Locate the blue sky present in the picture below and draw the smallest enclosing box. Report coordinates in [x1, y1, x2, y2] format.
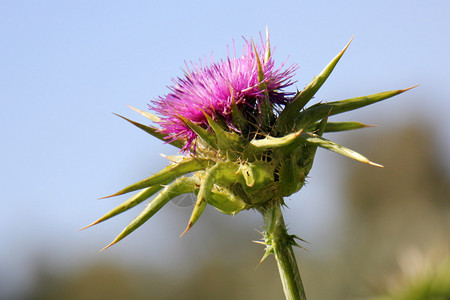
[1, 0, 449, 297]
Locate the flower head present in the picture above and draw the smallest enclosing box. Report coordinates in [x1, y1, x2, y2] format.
[151, 38, 297, 151]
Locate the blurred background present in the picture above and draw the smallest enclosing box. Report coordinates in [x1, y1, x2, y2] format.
[1, 1, 449, 299]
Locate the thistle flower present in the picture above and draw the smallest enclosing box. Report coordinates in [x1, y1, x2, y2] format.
[151, 37, 297, 151]
[84, 30, 415, 300]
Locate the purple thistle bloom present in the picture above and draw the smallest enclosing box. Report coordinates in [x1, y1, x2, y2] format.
[151, 38, 297, 151]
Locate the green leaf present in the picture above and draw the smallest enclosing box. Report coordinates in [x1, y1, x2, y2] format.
[301, 132, 383, 167]
[276, 36, 353, 132]
[295, 86, 417, 130]
[114, 113, 184, 149]
[264, 26, 271, 63]
[177, 115, 218, 150]
[101, 176, 198, 251]
[252, 40, 274, 130]
[253, 40, 267, 88]
[321, 121, 373, 132]
[181, 161, 246, 235]
[102, 157, 211, 198]
[181, 164, 219, 236]
[203, 113, 249, 159]
[230, 97, 249, 131]
[316, 114, 329, 136]
[82, 185, 164, 230]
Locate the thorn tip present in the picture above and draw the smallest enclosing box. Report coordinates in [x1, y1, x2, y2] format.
[369, 161, 384, 168]
[99, 242, 114, 252]
[402, 84, 420, 92]
[179, 223, 191, 237]
[80, 222, 97, 231]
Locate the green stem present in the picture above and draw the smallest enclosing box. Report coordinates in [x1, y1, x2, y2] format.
[261, 204, 307, 300]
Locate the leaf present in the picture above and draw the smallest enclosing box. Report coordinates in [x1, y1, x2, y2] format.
[316, 114, 329, 135]
[102, 157, 211, 198]
[253, 40, 267, 88]
[276, 36, 353, 132]
[252, 40, 274, 130]
[100, 176, 198, 251]
[295, 86, 417, 130]
[180, 164, 218, 236]
[203, 112, 249, 159]
[177, 114, 218, 150]
[81, 185, 164, 230]
[230, 97, 249, 131]
[321, 121, 373, 132]
[180, 161, 244, 235]
[301, 133, 383, 167]
[264, 26, 271, 63]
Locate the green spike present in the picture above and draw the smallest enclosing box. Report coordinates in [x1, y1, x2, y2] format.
[160, 154, 185, 163]
[177, 115, 218, 149]
[203, 112, 227, 139]
[253, 40, 267, 88]
[181, 162, 244, 232]
[102, 157, 211, 198]
[290, 234, 309, 250]
[181, 164, 219, 236]
[276, 36, 354, 132]
[316, 114, 329, 136]
[264, 26, 271, 63]
[295, 86, 417, 130]
[259, 243, 274, 264]
[230, 97, 248, 131]
[81, 185, 164, 230]
[203, 113, 249, 159]
[252, 40, 274, 130]
[320, 121, 373, 132]
[114, 114, 184, 149]
[100, 177, 198, 251]
[301, 132, 383, 167]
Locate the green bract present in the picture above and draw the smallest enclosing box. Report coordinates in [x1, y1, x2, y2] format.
[84, 37, 414, 252]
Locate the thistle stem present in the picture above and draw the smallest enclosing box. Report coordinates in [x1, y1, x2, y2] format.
[261, 204, 307, 300]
